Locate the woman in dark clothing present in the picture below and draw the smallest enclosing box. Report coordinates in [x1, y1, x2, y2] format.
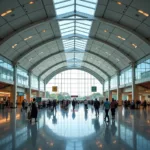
[30, 98, 38, 123]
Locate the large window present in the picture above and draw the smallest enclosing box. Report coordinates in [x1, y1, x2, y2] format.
[136, 56, 150, 80]
[110, 76, 117, 89]
[46, 70, 102, 96]
[104, 80, 108, 91]
[31, 75, 38, 89]
[120, 67, 132, 85]
[17, 67, 28, 86]
[40, 80, 44, 91]
[0, 56, 13, 82]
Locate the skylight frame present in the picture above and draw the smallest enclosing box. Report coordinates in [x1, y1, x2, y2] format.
[53, 0, 98, 67]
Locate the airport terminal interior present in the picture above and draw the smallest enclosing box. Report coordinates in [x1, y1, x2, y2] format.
[0, 0, 150, 149]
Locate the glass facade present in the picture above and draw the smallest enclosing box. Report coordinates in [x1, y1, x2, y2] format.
[120, 67, 132, 85]
[31, 75, 38, 89]
[0, 56, 13, 82]
[40, 80, 44, 91]
[110, 76, 117, 89]
[136, 56, 150, 80]
[104, 81, 108, 91]
[46, 70, 102, 96]
[17, 67, 28, 86]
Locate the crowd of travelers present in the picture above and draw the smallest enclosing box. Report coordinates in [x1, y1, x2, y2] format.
[123, 99, 147, 109]
[20, 97, 149, 124]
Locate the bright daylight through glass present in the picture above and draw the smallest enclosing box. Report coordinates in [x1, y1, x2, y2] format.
[53, 0, 98, 68]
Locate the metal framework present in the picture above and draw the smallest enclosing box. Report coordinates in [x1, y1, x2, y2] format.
[44, 66, 105, 84]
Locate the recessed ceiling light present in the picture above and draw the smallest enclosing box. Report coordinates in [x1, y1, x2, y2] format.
[29, 1, 34, 4]
[1, 9, 12, 17]
[117, 2, 122, 5]
[42, 30, 46, 33]
[12, 44, 17, 49]
[138, 10, 149, 17]
[104, 30, 108, 33]
[117, 36, 126, 41]
[24, 36, 32, 41]
[132, 43, 137, 48]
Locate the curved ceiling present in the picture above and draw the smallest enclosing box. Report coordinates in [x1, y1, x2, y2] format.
[44, 66, 105, 84]
[0, 0, 150, 81]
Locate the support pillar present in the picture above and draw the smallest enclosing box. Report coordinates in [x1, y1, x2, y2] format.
[38, 77, 40, 97]
[117, 72, 122, 105]
[132, 63, 136, 102]
[108, 78, 112, 101]
[27, 72, 31, 102]
[12, 64, 17, 108]
[44, 81, 46, 98]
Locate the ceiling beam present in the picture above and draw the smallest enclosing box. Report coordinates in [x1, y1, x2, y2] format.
[1, 14, 150, 49]
[29, 51, 118, 73]
[89, 36, 134, 62]
[44, 66, 105, 85]
[39, 60, 110, 78]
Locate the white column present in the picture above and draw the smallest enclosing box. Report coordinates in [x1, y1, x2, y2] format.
[44, 81, 46, 98]
[108, 78, 111, 101]
[132, 63, 135, 101]
[13, 64, 17, 108]
[38, 77, 40, 97]
[117, 72, 122, 105]
[28, 71, 31, 101]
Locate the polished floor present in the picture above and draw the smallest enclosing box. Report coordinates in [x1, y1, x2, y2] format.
[0, 104, 150, 150]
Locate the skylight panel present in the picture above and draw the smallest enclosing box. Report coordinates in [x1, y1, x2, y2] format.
[76, 20, 92, 26]
[76, 5, 95, 15]
[76, 0, 96, 9]
[60, 24, 74, 29]
[55, 0, 74, 9]
[53, 0, 98, 68]
[59, 21, 74, 26]
[76, 23, 90, 30]
[76, 27, 89, 32]
[61, 27, 74, 32]
[56, 5, 74, 15]
[76, 30, 89, 36]
[61, 31, 74, 36]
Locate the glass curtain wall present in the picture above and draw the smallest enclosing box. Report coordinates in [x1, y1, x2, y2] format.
[136, 56, 150, 80]
[17, 67, 28, 86]
[110, 76, 117, 89]
[120, 67, 132, 85]
[31, 75, 38, 89]
[40, 80, 44, 91]
[104, 80, 108, 91]
[46, 70, 102, 96]
[0, 56, 13, 82]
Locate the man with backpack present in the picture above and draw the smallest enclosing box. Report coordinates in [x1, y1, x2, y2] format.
[103, 98, 110, 122]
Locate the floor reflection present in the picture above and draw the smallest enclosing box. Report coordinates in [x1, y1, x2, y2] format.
[0, 104, 150, 150]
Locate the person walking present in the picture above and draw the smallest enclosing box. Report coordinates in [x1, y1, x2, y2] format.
[30, 98, 38, 123]
[110, 98, 117, 119]
[72, 99, 76, 111]
[143, 100, 147, 110]
[53, 99, 57, 112]
[94, 99, 100, 116]
[103, 98, 110, 122]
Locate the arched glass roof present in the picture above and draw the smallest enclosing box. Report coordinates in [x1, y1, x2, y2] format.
[0, 0, 150, 81]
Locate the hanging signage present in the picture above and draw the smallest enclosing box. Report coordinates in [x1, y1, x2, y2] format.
[52, 86, 57, 92]
[91, 86, 97, 92]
